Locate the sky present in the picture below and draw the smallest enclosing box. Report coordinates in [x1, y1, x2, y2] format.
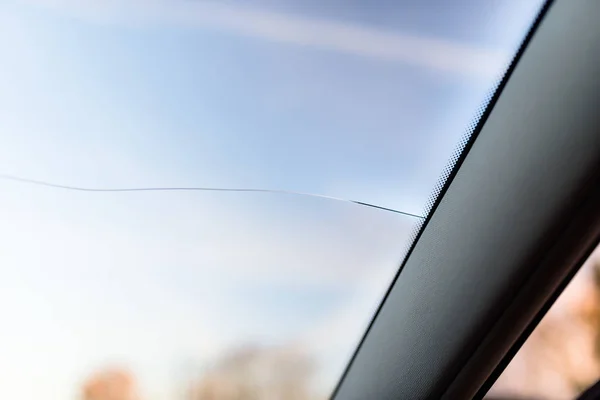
[0, 0, 543, 399]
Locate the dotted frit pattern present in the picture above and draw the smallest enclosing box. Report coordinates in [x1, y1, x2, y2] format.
[419, 0, 551, 226]
[403, 59, 518, 258]
[398, 78, 501, 257]
[422, 82, 500, 218]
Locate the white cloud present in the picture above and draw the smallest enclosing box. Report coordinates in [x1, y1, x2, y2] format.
[15, 0, 509, 79]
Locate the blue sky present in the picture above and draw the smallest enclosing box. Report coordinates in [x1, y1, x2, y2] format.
[0, 0, 543, 399]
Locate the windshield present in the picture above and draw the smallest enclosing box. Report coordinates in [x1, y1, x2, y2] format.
[0, 1, 543, 399]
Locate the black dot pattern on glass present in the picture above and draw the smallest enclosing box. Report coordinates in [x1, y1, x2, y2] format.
[418, 0, 551, 223]
[421, 70, 505, 221]
[397, 77, 502, 260]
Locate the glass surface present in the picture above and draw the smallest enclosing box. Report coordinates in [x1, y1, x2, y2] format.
[0, 1, 542, 399]
[488, 244, 600, 400]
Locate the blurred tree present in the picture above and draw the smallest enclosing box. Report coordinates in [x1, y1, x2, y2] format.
[189, 344, 316, 400]
[588, 259, 600, 358]
[81, 367, 140, 400]
[577, 257, 600, 392]
[490, 248, 600, 399]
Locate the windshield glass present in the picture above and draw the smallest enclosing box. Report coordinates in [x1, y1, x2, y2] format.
[0, 1, 543, 399]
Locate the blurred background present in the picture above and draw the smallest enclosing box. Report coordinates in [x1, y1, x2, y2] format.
[487, 246, 600, 400]
[74, 245, 600, 400]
